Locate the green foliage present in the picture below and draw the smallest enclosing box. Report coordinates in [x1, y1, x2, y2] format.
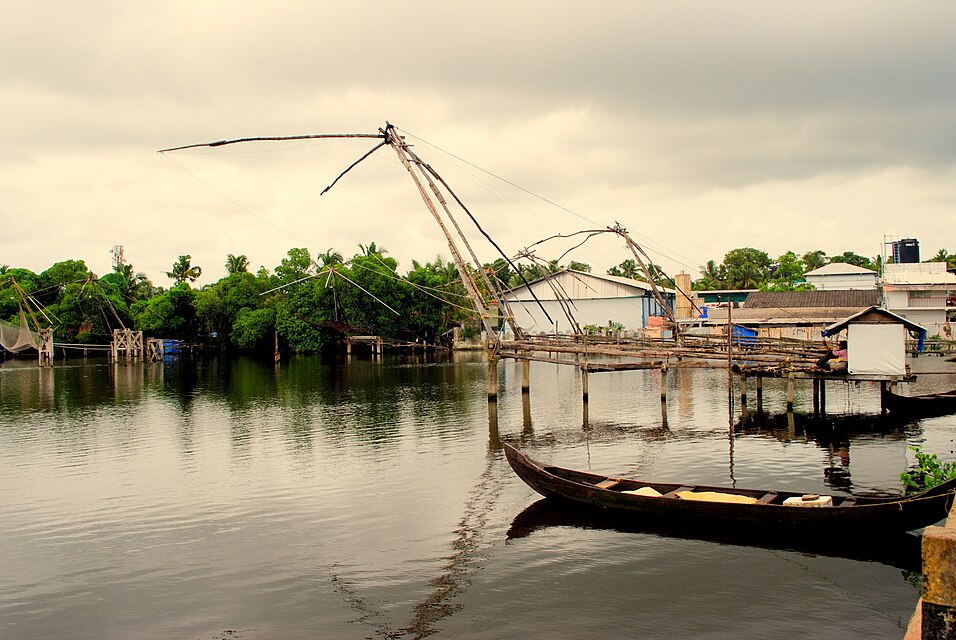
[232, 307, 275, 351]
[829, 251, 875, 270]
[275, 247, 313, 283]
[405, 257, 465, 340]
[132, 283, 198, 339]
[900, 446, 956, 493]
[722, 247, 772, 289]
[338, 250, 408, 338]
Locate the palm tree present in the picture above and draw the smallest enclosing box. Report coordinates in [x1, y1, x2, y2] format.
[316, 248, 344, 269]
[166, 255, 202, 284]
[359, 242, 387, 257]
[225, 254, 249, 274]
[802, 250, 827, 271]
[114, 263, 152, 299]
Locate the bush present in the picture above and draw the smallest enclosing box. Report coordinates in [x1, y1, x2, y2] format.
[900, 446, 956, 493]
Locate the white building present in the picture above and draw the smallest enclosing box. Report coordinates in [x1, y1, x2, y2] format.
[804, 263, 878, 290]
[881, 262, 956, 337]
[502, 270, 675, 335]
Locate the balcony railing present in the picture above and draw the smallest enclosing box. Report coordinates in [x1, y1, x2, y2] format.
[906, 297, 949, 308]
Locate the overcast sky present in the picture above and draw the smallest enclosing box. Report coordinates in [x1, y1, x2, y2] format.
[2, 1, 955, 287]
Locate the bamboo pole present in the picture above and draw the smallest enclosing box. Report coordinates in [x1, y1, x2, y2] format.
[384, 126, 498, 346]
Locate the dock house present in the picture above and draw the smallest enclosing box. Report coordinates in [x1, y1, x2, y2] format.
[502, 269, 675, 335]
[821, 306, 926, 376]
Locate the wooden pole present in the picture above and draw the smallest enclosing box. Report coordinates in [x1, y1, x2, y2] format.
[786, 373, 796, 411]
[727, 301, 733, 383]
[521, 359, 530, 394]
[581, 366, 589, 403]
[812, 378, 819, 415]
[487, 356, 498, 400]
[660, 364, 668, 402]
[755, 375, 763, 414]
[739, 373, 747, 406]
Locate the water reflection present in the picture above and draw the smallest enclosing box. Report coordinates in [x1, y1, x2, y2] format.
[507, 498, 922, 572]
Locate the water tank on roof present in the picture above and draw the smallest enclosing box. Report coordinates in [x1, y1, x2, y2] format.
[893, 238, 920, 263]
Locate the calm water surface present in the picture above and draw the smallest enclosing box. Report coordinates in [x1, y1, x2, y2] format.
[1, 352, 954, 639]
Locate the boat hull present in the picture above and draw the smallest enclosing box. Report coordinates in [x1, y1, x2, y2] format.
[504, 444, 956, 533]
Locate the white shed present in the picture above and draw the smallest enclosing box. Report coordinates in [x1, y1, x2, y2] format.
[502, 269, 675, 334]
[822, 306, 926, 376]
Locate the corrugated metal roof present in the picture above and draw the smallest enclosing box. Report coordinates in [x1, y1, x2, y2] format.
[703, 307, 867, 325]
[745, 290, 879, 308]
[505, 269, 675, 301]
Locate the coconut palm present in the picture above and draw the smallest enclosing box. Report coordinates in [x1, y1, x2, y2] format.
[316, 248, 344, 269]
[225, 254, 249, 274]
[166, 255, 202, 284]
[802, 250, 827, 271]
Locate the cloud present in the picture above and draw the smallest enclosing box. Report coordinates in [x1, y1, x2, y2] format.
[1, 1, 955, 287]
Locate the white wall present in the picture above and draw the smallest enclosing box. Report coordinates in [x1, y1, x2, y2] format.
[507, 297, 665, 334]
[847, 324, 905, 375]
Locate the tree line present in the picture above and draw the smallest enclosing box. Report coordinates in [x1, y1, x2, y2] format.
[1, 244, 952, 355]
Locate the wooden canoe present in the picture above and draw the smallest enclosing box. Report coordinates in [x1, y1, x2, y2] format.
[504, 443, 956, 533]
[882, 388, 956, 417]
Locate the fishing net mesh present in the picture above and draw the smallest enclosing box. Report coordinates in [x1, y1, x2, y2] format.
[0, 307, 40, 352]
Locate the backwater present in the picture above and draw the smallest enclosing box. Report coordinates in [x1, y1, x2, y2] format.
[1, 352, 954, 639]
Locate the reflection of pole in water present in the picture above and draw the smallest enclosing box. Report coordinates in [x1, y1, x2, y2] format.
[328, 453, 506, 639]
[400, 453, 504, 638]
[487, 399, 499, 450]
[521, 392, 532, 434]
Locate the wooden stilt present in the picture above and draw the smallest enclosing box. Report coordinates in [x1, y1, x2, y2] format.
[487, 356, 498, 400]
[660, 364, 668, 402]
[521, 359, 530, 394]
[755, 376, 763, 414]
[739, 373, 747, 406]
[819, 380, 826, 415]
[880, 381, 888, 414]
[786, 373, 796, 411]
[581, 366, 589, 402]
[812, 379, 820, 415]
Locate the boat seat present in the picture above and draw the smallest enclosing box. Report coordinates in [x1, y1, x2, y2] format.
[595, 479, 623, 490]
[840, 497, 856, 507]
[758, 492, 778, 504]
[663, 486, 695, 498]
